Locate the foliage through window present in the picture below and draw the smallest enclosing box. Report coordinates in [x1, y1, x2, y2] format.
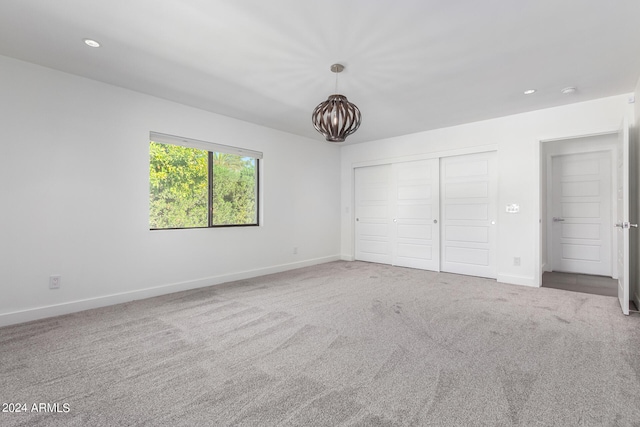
[149, 134, 260, 229]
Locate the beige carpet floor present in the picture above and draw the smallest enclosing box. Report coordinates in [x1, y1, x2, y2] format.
[1, 261, 640, 426]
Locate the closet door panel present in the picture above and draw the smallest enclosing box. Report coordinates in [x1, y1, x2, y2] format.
[392, 159, 440, 271]
[440, 152, 497, 279]
[355, 164, 393, 265]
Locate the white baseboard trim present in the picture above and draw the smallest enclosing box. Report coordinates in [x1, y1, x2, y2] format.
[497, 274, 539, 288]
[340, 254, 355, 261]
[0, 255, 341, 328]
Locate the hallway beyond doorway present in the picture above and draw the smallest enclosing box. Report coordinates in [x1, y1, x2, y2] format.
[542, 271, 617, 297]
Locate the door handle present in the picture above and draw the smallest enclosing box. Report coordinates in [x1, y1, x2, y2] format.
[552, 217, 565, 222]
[615, 222, 638, 229]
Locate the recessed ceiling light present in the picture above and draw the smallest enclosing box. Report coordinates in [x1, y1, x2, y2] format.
[561, 87, 577, 94]
[524, 89, 536, 95]
[83, 38, 101, 48]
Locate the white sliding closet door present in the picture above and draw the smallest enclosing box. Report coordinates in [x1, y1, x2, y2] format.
[440, 152, 497, 278]
[355, 164, 393, 264]
[355, 159, 440, 271]
[393, 159, 440, 270]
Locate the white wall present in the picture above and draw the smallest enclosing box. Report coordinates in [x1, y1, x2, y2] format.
[0, 55, 341, 326]
[340, 94, 634, 287]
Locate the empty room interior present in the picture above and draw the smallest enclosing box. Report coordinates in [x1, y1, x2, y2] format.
[2, 1, 640, 425]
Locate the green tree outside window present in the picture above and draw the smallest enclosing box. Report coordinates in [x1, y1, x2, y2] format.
[149, 142, 258, 229]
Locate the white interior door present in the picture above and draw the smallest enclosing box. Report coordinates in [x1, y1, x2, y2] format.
[393, 159, 440, 270]
[616, 119, 631, 315]
[550, 151, 612, 276]
[440, 152, 497, 278]
[355, 164, 392, 264]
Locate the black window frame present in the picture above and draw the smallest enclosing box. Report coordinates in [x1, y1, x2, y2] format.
[149, 134, 261, 231]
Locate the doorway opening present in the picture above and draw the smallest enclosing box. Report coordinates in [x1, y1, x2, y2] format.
[540, 133, 618, 296]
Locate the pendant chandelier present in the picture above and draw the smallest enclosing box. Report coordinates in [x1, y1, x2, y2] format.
[312, 64, 362, 143]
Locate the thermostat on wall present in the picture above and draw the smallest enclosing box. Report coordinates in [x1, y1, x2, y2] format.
[506, 204, 520, 213]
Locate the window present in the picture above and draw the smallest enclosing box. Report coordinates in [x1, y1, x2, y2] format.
[149, 132, 261, 229]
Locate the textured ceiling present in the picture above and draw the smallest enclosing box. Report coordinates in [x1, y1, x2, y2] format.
[1, 0, 639, 144]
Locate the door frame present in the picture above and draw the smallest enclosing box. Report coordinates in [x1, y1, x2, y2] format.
[535, 128, 620, 287]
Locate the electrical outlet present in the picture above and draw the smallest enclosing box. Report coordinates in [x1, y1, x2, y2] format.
[513, 257, 521, 266]
[49, 275, 61, 289]
[293, 247, 298, 255]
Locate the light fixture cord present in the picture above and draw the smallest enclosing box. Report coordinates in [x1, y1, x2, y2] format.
[335, 71, 338, 94]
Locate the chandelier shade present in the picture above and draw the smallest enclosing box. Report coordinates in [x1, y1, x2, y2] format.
[312, 63, 362, 143]
[312, 94, 362, 143]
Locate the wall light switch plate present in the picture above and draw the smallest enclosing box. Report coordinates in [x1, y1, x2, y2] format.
[506, 204, 520, 213]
